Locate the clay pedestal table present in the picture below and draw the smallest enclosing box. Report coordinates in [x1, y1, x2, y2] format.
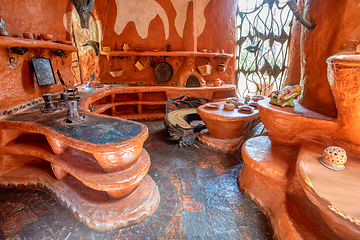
[0, 106, 160, 231]
[196, 102, 260, 154]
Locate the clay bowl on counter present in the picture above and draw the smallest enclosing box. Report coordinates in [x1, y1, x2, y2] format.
[252, 95, 265, 102]
[224, 103, 235, 111]
[23, 32, 35, 39]
[40, 33, 53, 41]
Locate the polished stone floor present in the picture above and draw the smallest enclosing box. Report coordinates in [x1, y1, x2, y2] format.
[0, 120, 272, 240]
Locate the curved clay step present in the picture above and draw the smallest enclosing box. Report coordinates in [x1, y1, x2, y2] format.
[1, 135, 150, 192]
[0, 167, 160, 231]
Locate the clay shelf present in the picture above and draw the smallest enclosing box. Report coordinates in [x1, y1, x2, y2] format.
[0, 36, 78, 52]
[2, 135, 150, 191]
[81, 85, 237, 120]
[110, 112, 165, 120]
[100, 50, 233, 58]
[92, 100, 166, 114]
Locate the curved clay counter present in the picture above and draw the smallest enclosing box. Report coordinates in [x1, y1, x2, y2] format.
[297, 142, 360, 240]
[80, 84, 236, 120]
[257, 98, 336, 146]
[0, 93, 160, 231]
[239, 52, 360, 240]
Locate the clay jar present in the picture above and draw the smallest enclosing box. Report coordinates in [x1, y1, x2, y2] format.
[214, 79, 224, 86]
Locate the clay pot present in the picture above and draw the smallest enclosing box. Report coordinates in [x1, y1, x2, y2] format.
[214, 79, 224, 86]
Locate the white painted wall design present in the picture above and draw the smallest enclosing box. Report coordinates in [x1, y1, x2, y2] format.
[171, 0, 211, 38]
[114, 0, 169, 39]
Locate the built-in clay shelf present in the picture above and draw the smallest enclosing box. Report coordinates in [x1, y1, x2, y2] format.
[81, 85, 236, 120]
[0, 36, 78, 52]
[100, 50, 233, 58]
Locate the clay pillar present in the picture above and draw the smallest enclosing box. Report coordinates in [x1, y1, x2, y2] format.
[327, 54, 360, 145]
[183, 1, 197, 52]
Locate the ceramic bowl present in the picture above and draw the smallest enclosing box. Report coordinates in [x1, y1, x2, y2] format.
[252, 95, 265, 102]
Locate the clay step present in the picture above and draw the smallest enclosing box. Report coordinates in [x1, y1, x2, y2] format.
[0, 167, 160, 231]
[241, 135, 300, 186]
[1, 135, 150, 192]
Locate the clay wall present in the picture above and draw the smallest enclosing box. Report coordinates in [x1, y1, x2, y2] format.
[70, 0, 237, 85]
[0, 0, 74, 111]
[0, 0, 237, 112]
[284, 0, 360, 118]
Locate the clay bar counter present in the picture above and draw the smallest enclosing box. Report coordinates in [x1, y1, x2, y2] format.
[0, 103, 160, 231]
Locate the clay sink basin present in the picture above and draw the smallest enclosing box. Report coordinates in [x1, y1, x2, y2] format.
[197, 101, 259, 139]
[297, 142, 360, 240]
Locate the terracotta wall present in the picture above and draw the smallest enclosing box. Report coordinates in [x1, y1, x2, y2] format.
[0, 0, 237, 111]
[0, 0, 74, 111]
[69, 0, 237, 85]
[284, 0, 360, 118]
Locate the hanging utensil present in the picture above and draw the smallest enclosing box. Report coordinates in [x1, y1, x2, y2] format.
[55, 56, 66, 87]
[7, 57, 20, 70]
[7, 50, 20, 70]
[154, 57, 173, 83]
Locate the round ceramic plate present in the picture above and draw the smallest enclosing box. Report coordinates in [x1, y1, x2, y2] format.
[205, 103, 220, 109]
[239, 106, 254, 113]
[249, 102, 258, 108]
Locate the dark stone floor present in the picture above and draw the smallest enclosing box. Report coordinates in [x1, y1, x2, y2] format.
[0, 120, 272, 240]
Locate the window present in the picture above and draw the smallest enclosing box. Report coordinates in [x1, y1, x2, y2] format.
[236, 0, 294, 97]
